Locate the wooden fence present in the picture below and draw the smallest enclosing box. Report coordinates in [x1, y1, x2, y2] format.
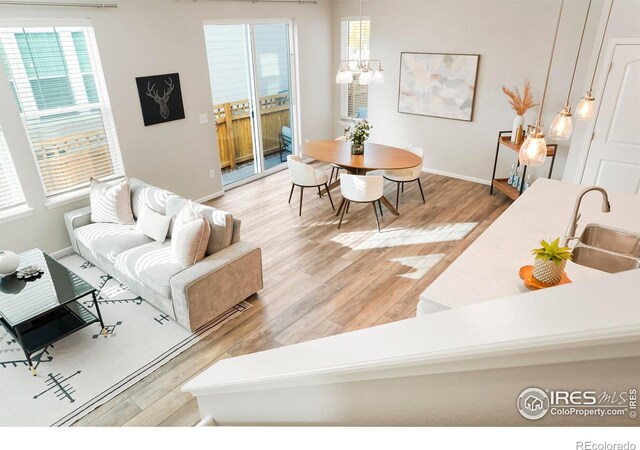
[214, 93, 290, 170]
[34, 129, 114, 195]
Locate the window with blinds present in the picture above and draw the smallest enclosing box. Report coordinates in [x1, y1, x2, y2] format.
[0, 25, 123, 197]
[342, 18, 370, 120]
[0, 125, 26, 213]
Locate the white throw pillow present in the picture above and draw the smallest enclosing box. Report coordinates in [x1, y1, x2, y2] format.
[171, 201, 211, 268]
[90, 178, 135, 225]
[136, 205, 171, 243]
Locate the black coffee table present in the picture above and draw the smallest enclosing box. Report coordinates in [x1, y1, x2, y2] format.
[0, 249, 106, 376]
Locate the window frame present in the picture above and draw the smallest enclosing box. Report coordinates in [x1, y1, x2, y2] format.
[0, 124, 27, 216]
[340, 17, 370, 122]
[0, 23, 124, 199]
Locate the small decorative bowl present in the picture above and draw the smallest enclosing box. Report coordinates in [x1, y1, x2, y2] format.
[16, 265, 43, 280]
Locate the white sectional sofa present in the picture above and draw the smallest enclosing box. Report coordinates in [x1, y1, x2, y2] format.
[64, 178, 263, 331]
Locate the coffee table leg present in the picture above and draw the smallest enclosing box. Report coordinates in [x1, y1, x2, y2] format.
[92, 291, 108, 336]
[26, 353, 36, 376]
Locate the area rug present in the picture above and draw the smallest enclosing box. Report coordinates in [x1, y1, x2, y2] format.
[0, 253, 250, 427]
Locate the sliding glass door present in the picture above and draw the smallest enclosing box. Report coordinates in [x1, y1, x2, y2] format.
[204, 21, 296, 186]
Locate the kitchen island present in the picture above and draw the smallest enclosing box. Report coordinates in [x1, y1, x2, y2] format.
[418, 178, 640, 315]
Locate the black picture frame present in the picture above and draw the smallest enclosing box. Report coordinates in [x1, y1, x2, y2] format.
[398, 52, 480, 122]
[136, 73, 185, 126]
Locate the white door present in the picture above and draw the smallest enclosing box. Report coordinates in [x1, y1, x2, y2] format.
[582, 44, 640, 194]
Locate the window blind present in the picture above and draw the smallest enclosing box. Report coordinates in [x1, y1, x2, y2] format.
[0, 26, 124, 197]
[343, 19, 369, 120]
[0, 125, 26, 212]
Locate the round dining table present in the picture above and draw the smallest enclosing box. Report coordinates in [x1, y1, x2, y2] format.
[301, 140, 422, 216]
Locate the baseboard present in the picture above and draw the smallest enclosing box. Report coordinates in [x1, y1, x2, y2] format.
[195, 190, 225, 204]
[50, 246, 75, 259]
[421, 167, 491, 186]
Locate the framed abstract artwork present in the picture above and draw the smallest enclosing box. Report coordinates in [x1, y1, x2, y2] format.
[398, 52, 480, 121]
[136, 73, 185, 126]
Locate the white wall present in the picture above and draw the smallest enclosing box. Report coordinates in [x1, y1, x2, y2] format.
[562, 0, 640, 183]
[0, 1, 333, 254]
[331, 0, 605, 184]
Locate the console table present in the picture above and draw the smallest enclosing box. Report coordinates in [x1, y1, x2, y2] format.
[489, 130, 557, 200]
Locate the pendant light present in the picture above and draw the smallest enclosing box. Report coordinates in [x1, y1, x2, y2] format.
[519, 0, 564, 166]
[335, 0, 384, 85]
[549, 0, 592, 140]
[575, 0, 615, 120]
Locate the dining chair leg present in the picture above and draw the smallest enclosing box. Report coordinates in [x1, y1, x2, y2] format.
[317, 186, 322, 198]
[417, 178, 426, 204]
[401, 182, 405, 194]
[329, 167, 336, 185]
[338, 200, 349, 229]
[288, 184, 295, 203]
[371, 202, 381, 232]
[378, 199, 383, 217]
[299, 187, 304, 216]
[336, 198, 345, 216]
[395, 182, 401, 210]
[346, 201, 350, 214]
[325, 183, 335, 210]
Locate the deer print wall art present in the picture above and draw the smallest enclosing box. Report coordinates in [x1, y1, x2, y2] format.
[136, 73, 185, 126]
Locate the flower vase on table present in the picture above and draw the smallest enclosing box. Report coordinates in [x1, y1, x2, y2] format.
[345, 120, 372, 156]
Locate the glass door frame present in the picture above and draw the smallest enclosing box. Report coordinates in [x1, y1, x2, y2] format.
[203, 18, 300, 189]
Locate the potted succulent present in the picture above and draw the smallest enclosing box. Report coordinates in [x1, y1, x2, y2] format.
[531, 238, 572, 285]
[344, 120, 372, 155]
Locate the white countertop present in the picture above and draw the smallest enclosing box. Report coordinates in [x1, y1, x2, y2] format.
[418, 178, 640, 313]
[183, 270, 640, 397]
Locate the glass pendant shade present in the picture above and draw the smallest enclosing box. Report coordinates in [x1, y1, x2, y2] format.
[519, 125, 547, 166]
[335, 68, 353, 84]
[548, 104, 574, 140]
[359, 70, 372, 85]
[373, 66, 384, 84]
[575, 90, 595, 120]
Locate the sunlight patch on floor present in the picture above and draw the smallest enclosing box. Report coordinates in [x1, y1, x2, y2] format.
[390, 254, 445, 280]
[331, 223, 478, 250]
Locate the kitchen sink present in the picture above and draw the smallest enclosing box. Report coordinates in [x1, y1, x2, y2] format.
[572, 244, 640, 273]
[579, 224, 640, 258]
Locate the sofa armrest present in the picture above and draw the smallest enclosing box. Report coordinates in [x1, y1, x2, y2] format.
[170, 241, 263, 331]
[64, 206, 92, 253]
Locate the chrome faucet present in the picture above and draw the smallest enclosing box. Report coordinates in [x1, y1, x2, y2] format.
[563, 186, 611, 246]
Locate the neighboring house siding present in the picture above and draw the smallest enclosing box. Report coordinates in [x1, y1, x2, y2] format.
[204, 23, 290, 105]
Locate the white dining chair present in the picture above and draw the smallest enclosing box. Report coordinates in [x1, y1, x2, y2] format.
[376, 145, 425, 211]
[287, 155, 335, 216]
[338, 174, 384, 232]
[329, 136, 347, 185]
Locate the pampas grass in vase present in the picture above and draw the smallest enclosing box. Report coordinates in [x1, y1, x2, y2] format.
[502, 80, 537, 142]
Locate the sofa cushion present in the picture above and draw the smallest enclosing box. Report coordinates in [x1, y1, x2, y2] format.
[90, 178, 135, 225]
[136, 205, 171, 243]
[114, 241, 185, 299]
[166, 196, 233, 255]
[171, 201, 211, 268]
[130, 178, 174, 220]
[75, 223, 153, 264]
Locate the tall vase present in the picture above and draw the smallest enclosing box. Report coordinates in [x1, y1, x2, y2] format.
[511, 115, 525, 142]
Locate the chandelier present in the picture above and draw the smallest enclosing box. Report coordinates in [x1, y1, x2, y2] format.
[335, 0, 384, 86]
